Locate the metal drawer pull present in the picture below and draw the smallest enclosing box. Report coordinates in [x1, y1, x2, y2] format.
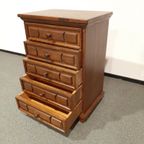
[45, 53, 50, 59]
[34, 113, 39, 118]
[46, 33, 52, 38]
[39, 93, 45, 96]
[43, 72, 48, 77]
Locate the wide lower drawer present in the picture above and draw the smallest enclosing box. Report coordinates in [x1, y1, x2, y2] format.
[16, 92, 82, 133]
[20, 75, 82, 112]
[24, 41, 82, 70]
[25, 23, 81, 49]
[23, 58, 82, 91]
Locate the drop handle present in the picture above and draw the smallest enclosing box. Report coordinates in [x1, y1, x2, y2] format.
[45, 53, 50, 59]
[46, 33, 52, 39]
[39, 93, 45, 96]
[43, 72, 48, 77]
[34, 113, 39, 118]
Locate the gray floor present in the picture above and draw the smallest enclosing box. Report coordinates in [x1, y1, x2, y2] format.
[0, 51, 144, 144]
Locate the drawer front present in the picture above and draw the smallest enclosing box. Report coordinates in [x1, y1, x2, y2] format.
[16, 92, 82, 133]
[20, 75, 82, 111]
[25, 23, 81, 49]
[23, 58, 82, 91]
[24, 41, 81, 70]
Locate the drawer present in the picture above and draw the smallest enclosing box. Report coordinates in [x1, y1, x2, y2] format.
[25, 23, 81, 49]
[16, 92, 82, 133]
[23, 58, 82, 91]
[24, 41, 82, 70]
[20, 75, 82, 112]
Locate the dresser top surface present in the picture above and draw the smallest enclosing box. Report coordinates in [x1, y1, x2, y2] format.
[18, 9, 112, 25]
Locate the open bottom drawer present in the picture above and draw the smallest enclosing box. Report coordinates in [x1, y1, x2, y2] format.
[16, 92, 82, 133]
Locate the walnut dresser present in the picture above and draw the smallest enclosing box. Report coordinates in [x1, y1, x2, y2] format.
[16, 9, 112, 133]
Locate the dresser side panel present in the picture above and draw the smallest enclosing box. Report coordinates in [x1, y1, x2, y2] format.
[82, 20, 109, 114]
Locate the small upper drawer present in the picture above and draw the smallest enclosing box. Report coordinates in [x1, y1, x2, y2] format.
[24, 41, 82, 70]
[23, 58, 82, 91]
[16, 92, 82, 133]
[25, 23, 81, 49]
[20, 75, 82, 112]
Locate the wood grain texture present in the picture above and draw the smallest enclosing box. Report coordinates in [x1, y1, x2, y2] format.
[80, 19, 110, 121]
[18, 9, 112, 26]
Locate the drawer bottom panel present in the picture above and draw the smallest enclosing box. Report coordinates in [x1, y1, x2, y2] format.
[16, 92, 82, 133]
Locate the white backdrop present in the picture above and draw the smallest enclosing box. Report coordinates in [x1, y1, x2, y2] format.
[0, 0, 144, 80]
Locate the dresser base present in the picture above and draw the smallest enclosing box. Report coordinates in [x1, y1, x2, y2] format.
[79, 91, 104, 122]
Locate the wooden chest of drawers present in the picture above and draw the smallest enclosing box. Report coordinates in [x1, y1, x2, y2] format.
[16, 9, 112, 133]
